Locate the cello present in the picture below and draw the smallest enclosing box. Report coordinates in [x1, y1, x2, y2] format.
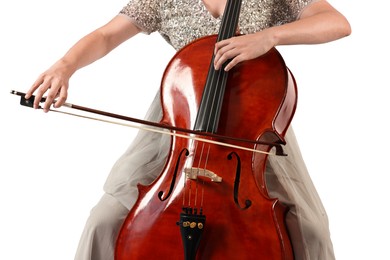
[115, 0, 297, 259]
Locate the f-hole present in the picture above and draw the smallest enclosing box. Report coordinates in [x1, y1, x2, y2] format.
[228, 151, 252, 210]
[158, 148, 190, 201]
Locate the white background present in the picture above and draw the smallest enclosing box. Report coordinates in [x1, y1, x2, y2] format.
[1, 0, 389, 259]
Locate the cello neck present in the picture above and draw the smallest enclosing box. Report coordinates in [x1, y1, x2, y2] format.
[193, 0, 242, 133]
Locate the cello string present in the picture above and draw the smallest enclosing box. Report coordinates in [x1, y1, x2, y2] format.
[186, 141, 208, 212]
[192, 1, 242, 210]
[199, 145, 211, 209]
[48, 108, 276, 155]
[195, 1, 242, 209]
[193, 142, 206, 208]
[185, 140, 199, 208]
[182, 138, 198, 207]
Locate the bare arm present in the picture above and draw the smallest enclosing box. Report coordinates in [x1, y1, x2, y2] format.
[26, 15, 141, 112]
[214, 0, 351, 71]
[271, 0, 351, 45]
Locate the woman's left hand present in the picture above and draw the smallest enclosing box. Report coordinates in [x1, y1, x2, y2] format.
[213, 29, 276, 71]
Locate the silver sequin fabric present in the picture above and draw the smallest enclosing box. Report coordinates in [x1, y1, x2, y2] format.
[119, 0, 313, 50]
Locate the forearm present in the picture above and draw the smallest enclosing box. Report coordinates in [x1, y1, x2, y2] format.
[55, 15, 141, 77]
[48, 31, 109, 80]
[25, 15, 140, 110]
[269, 1, 351, 46]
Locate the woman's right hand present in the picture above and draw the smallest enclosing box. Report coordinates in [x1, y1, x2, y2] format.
[25, 59, 74, 112]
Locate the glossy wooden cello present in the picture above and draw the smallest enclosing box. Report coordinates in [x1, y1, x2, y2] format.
[115, 0, 297, 259]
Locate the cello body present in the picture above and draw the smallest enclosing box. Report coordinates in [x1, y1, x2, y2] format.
[115, 34, 297, 259]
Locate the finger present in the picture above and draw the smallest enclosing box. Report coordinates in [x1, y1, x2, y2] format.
[41, 89, 58, 113]
[224, 54, 244, 71]
[25, 77, 44, 99]
[53, 85, 68, 108]
[214, 38, 230, 54]
[214, 40, 233, 69]
[214, 47, 239, 70]
[42, 80, 64, 112]
[214, 47, 230, 70]
[33, 82, 50, 110]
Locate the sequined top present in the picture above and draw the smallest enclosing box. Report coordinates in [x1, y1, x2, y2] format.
[120, 0, 313, 50]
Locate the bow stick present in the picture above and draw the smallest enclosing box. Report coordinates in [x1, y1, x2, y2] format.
[10, 90, 286, 156]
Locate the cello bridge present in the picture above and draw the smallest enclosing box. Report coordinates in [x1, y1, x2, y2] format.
[184, 167, 222, 182]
